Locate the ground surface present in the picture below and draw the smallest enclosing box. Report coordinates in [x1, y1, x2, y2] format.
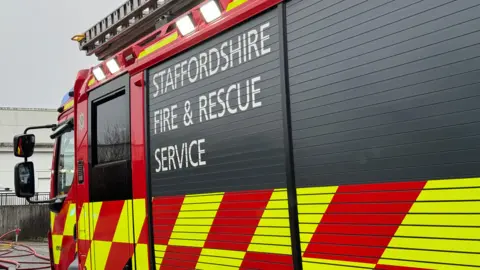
[0, 241, 50, 269]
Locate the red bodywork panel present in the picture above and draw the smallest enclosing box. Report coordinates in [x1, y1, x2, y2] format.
[71, 1, 282, 269]
[55, 1, 283, 269]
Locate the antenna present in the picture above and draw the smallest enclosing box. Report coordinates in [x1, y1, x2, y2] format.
[73, 0, 202, 60]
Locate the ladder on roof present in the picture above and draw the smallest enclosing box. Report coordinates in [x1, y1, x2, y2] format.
[73, 0, 201, 60]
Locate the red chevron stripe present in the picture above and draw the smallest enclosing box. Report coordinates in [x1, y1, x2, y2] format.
[137, 217, 149, 244]
[159, 245, 202, 270]
[93, 200, 125, 241]
[240, 252, 293, 270]
[303, 181, 426, 264]
[58, 236, 75, 269]
[52, 202, 70, 235]
[152, 196, 185, 245]
[104, 242, 134, 269]
[204, 190, 272, 251]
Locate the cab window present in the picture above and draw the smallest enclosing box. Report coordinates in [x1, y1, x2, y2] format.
[56, 130, 74, 195]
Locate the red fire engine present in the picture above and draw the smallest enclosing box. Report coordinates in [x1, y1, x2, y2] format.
[11, 0, 480, 269]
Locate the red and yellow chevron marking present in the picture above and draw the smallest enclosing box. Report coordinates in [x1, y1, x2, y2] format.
[51, 201, 76, 268]
[147, 177, 479, 269]
[75, 198, 149, 269]
[50, 177, 478, 269]
[298, 178, 480, 270]
[378, 178, 480, 269]
[152, 188, 293, 269]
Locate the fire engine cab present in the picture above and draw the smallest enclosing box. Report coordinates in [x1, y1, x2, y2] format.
[11, 0, 480, 269]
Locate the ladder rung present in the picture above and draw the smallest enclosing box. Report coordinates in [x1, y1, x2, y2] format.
[77, 0, 199, 60]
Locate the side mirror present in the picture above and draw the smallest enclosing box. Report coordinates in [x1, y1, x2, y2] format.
[13, 134, 36, 158]
[14, 162, 35, 198]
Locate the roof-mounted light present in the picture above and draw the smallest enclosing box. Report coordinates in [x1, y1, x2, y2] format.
[176, 14, 195, 36]
[200, 0, 222, 23]
[92, 66, 106, 81]
[71, 33, 86, 42]
[106, 58, 120, 74]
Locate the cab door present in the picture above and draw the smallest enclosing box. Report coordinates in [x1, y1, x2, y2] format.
[50, 115, 77, 269]
[85, 74, 135, 269]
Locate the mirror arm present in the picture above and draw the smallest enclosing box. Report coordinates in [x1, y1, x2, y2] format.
[23, 124, 57, 134]
[20, 124, 57, 162]
[25, 194, 67, 205]
[26, 197, 57, 204]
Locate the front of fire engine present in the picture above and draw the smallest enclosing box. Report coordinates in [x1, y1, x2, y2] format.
[9, 88, 77, 269]
[47, 91, 77, 269]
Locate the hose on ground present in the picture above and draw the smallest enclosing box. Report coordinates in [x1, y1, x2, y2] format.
[0, 229, 50, 270]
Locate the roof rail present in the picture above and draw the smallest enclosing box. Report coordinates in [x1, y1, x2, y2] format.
[73, 0, 201, 60]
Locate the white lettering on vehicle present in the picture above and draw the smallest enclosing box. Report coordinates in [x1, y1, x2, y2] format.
[151, 21, 272, 173]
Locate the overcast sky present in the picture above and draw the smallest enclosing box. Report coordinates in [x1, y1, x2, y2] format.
[0, 0, 123, 109]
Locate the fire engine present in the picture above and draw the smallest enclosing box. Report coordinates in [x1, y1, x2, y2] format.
[11, 0, 480, 269]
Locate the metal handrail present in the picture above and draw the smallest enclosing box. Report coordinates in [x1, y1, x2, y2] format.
[75, 0, 200, 60]
[0, 193, 50, 206]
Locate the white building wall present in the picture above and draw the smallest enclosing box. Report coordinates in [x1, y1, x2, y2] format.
[0, 107, 58, 193]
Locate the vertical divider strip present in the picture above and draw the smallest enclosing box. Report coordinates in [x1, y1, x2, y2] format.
[143, 71, 157, 270]
[278, 2, 303, 270]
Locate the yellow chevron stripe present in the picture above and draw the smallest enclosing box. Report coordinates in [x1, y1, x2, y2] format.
[113, 200, 134, 243]
[78, 203, 89, 240]
[51, 234, 63, 265]
[379, 178, 480, 268]
[63, 203, 76, 236]
[169, 193, 224, 247]
[85, 202, 103, 268]
[89, 240, 112, 270]
[248, 189, 292, 255]
[88, 77, 96, 87]
[50, 212, 56, 231]
[89, 202, 103, 239]
[138, 32, 179, 59]
[394, 225, 480, 239]
[378, 259, 480, 270]
[303, 257, 374, 270]
[226, 0, 247, 11]
[133, 199, 146, 242]
[154, 244, 167, 269]
[196, 248, 246, 269]
[297, 186, 337, 256]
[423, 177, 480, 188]
[132, 243, 149, 270]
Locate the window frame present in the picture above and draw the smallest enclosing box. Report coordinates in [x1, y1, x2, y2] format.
[87, 73, 132, 202]
[53, 126, 75, 197]
[91, 89, 130, 166]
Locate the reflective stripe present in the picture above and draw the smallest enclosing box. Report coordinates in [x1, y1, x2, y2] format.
[248, 189, 292, 255]
[138, 32, 179, 59]
[196, 248, 245, 269]
[113, 200, 134, 243]
[133, 199, 146, 242]
[169, 193, 224, 247]
[88, 77, 96, 86]
[51, 235, 63, 265]
[132, 243, 149, 270]
[63, 203, 76, 236]
[379, 178, 480, 268]
[297, 186, 337, 256]
[226, 0, 248, 11]
[303, 257, 374, 270]
[90, 240, 112, 270]
[154, 244, 167, 269]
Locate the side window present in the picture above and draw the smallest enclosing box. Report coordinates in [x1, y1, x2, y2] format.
[89, 83, 132, 202]
[94, 91, 130, 165]
[56, 130, 74, 195]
